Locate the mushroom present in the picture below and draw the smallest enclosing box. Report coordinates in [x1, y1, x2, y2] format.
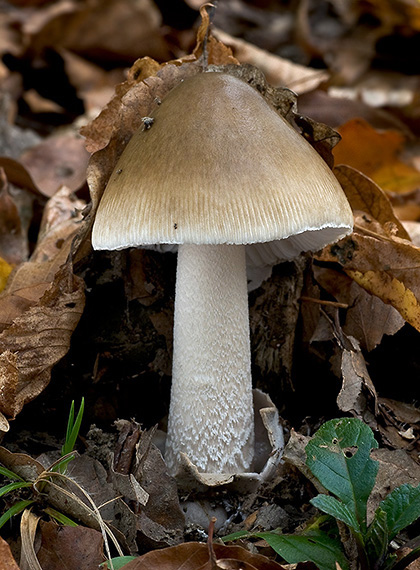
[91, 71, 353, 476]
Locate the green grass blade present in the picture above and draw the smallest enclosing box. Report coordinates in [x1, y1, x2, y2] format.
[0, 466, 25, 482]
[60, 398, 84, 473]
[101, 557, 137, 569]
[62, 398, 84, 457]
[44, 507, 78, 527]
[0, 481, 32, 498]
[0, 500, 35, 530]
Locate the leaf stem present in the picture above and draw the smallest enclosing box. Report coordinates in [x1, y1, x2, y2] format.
[389, 545, 420, 570]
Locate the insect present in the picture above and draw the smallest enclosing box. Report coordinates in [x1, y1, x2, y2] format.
[142, 117, 154, 130]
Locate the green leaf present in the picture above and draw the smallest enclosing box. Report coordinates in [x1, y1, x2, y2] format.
[222, 530, 250, 542]
[311, 494, 361, 533]
[256, 529, 349, 570]
[366, 507, 389, 567]
[306, 417, 379, 530]
[0, 481, 32, 498]
[44, 507, 78, 527]
[0, 500, 35, 529]
[0, 465, 25, 482]
[101, 556, 137, 569]
[60, 398, 84, 473]
[379, 483, 420, 540]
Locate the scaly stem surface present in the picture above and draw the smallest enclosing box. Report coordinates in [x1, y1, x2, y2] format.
[165, 244, 254, 474]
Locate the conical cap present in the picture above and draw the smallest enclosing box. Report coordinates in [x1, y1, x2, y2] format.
[92, 72, 353, 256]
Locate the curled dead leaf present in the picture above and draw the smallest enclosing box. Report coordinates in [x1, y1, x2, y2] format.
[0, 261, 84, 418]
[334, 165, 409, 240]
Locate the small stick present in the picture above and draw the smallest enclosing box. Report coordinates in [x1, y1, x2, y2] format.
[300, 296, 349, 309]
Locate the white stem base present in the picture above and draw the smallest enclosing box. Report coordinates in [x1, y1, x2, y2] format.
[165, 244, 254, 474]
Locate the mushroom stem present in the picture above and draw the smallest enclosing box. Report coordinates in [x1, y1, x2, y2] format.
[165, 243, 254, 474]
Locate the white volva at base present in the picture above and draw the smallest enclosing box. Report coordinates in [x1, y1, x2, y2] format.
[164, 243, 255, 474]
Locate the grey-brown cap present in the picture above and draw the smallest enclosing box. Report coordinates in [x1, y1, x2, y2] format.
[92, 72, 353, 258]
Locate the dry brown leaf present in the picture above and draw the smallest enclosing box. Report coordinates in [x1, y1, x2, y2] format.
[213, 28, 329, 92]
[334, 165, 410, 240]
[0, 185, 84, 331]
[60, 49, 124, 112]
[314, 267, 405, 351]
[20, 134, 90, 197]
[7, 0, 169, 62]
[121, 542, 285, 570]
[35, 522, 105, 570]
[319, 227, 420, 332]
[134, 428, 185, 549]
[0, 262, 84, 418]
[0, 168, 27, 265]
[333, 119, 420, 194]
[0, 446, 44, 481]
[0, 157, 41, 196]
[317, 165, 420, 334]
[298, 89, 412, 132]
[337, 337, 378, 420]
[0, 536, 20, 570]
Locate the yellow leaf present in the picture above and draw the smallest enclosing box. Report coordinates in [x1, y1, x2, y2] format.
[347, 269, 420, 332]
[0, 258, 12, 292]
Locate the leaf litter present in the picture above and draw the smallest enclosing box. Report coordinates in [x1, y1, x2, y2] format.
[0, 1, 419, 569]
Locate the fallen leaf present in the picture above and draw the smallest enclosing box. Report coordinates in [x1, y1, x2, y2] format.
[121, 542, 285, 570]
[0, 446, 44, 481]
[368, 448, 420, 523]
[337, 336, 378, 420]
[0, 257, 12, 292]
[20, 134, 90, 197]
[36, 521, 105, 570]
[318, 216, 420, 332]
[298, 89, 412, 132]
[0, 262, 84, 418]
[0, 185, 84, 331]
[0, 536, 20, 570]
[333, 119, 420, 194]
[0, 168, 27, 265]
[134, 428, 185, 549]
[334, 165, 410, 240]
[213, 28, 329, 92]
[314, 267, 405, 351]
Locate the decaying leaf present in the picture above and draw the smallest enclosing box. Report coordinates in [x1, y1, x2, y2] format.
[337, 336, 378, 421]
[333, 119, 420, 194]
[134, 427, 185, 549]
[317, 167, 420, 333]
[0, 168, 27, 265]
[0, 262, 84, 418]
[120, 540, 285, 570]
[213, 28, 329, 92]
[35, 522, 105, 570]
[334, 165, 410, 240]
[19, 133, 90, 197]
[0, 536, 20, 570]
[314, 267, 405, 352]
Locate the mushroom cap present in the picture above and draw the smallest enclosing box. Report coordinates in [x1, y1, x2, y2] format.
[92, 72, 353, 259]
